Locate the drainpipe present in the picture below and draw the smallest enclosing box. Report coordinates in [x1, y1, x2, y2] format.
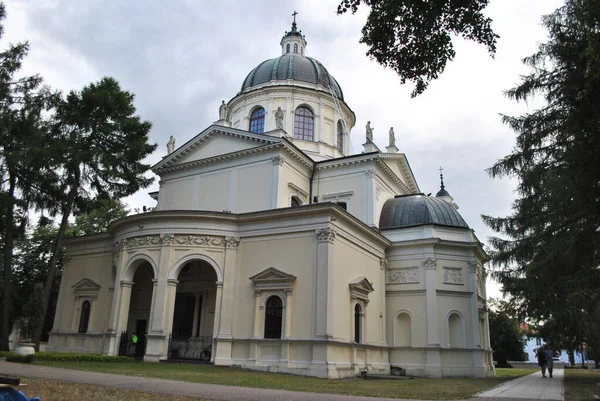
[309, 164, 317, 204]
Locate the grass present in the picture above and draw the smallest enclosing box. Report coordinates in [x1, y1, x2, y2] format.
[495, 368, 538, 377]
[25, 362, 534, 400]
[15, 378, 215, 401]
[564, 368, 600, 401]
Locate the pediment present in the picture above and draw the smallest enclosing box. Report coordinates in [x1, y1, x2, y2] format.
[378, 154, 420, 194]
[349, 277, 375, 293]
[72, 278, 101, 296]
[250, 267, 297, 283]
[153, 125, 282, 172]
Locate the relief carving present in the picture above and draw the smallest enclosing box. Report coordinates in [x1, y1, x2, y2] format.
[225, 236, 240, 248]
[388, 268, 419, 283]
[380, 258, 387, 269]
[175, 235, 225, 247]
[315, 228, 336, 243]
[443, 268, 463, 284]
[272, 156, 285, 166]
[113, 239, 126, 254]
[422, 258, 437, 270]
[160, 233, 175, 245]
[126, 235, 161, 248]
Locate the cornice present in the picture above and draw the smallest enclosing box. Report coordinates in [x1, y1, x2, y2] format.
[152, 127, 281, 172]
[378, 153, 420, 193]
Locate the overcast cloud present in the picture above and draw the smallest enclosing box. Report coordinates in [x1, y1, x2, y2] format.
[3, 0, 565, 298]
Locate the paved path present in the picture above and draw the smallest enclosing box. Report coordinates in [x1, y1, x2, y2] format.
[476, 369, 564, 400]
[0, 362, 565, 401]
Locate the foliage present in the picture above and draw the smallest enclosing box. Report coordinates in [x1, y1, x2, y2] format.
[5, 353, 34, 363]
[68, 198, 129, 236]
[0, 1, 57, 351]
[482, 0, 600, 362]
[488, 302, 527, 366]
[34, 352, 133, 362]
[564, 369, 600, 401]
[337, 0, 498, 97]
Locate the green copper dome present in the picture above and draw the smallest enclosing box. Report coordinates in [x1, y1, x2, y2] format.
[240, 54, 344, 100]
[379, 194, 469, 230]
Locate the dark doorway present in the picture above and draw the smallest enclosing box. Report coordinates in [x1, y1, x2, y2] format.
[135, 319, 147, 358]
[172, 294, 196, 339]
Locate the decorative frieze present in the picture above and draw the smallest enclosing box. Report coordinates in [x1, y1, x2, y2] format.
[388, 268, 419, 283]
[126, 235, 161, 248]
[160, 233, 175, 245]
[315, 228, 336, 243]
[175, 235, 225, 247]
[113, 239, 126, 254]
[443, 268, 463, 285]
[225, 236, 240, 248]
[422, 258, 437, 270]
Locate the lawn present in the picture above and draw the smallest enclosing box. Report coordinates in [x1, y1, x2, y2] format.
[16, 378, 214, 401]
[28, 362, 534, 400]
[564, 368, 600, 401]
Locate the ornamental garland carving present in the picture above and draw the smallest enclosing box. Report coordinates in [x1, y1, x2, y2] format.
[315, 228, 336, 243]
[160, 233, 175, 245]
[443, 268, 463, 284]
[388, 268, 419, 283]
[422, 258, 437, 270]
[113, 239, 126, 254]
[126, 235, 161, 248]
[175, 235, 225, 247]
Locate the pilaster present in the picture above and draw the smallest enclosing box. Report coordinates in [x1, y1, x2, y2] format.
[314, 228, 335, 339]
[365, 170, 375, 226]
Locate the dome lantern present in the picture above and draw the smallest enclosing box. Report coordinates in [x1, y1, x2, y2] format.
[280, 11, 307, 56]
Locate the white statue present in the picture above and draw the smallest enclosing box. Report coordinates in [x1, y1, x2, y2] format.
[366, 121, 374, 143]
[219, 100, 228, 120]
[167, 135, 175, 154]
[275, 107, 284, 129]
[389, 127, 395, 147]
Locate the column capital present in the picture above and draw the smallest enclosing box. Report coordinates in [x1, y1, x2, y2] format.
[120, 280, 134, 288]
[380, 258, 387, 270]
[272, 156, 285, 166]
[216, 281, 224, 288]
[316, 228, 336, 243]
[284, 288, 293, 295]
[160, 233, 175, 245]
[254, 289, 262, 297]
[422, 258, 437, 270]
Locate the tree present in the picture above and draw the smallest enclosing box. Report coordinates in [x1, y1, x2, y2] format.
[483, 0, 600, 357]
[31, 77, 156, 349]
[337, 0, 498, 97]
[488, 300, 526, 367]
[68, 198, 129, 237]
[0, 2, 57, 351]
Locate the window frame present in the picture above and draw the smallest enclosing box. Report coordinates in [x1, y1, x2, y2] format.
[293, 106, 315, 141]
[264, 295, 284, 339]
[249, 107, 266, 134]
[336, 120, 344, 152]
[78, 300, 91, 334]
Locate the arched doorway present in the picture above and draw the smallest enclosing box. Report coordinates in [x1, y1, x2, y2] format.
[168, 260, 218, 361]
[118, 261, 154, 358]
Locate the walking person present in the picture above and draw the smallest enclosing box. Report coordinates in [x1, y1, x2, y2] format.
[537, 346, 547, 377]
[543, 343, 554, 378]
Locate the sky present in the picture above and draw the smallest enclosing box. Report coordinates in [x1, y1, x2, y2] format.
[3, 0, 565, 298]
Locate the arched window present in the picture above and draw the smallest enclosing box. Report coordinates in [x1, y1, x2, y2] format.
[294, 43, 298, 53]
[286, 44, 290, 53]
[294, 107, 314, 141]
[354, 304, 362, 343]
[337, 120, 344, 152]
[395, 312, 412, 346]
[249, 107, 265, 133]
[78, 300, 91, 333]
[264, 296, 283, 339]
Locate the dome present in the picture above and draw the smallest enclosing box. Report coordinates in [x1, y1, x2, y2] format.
[241, 54, 344, 100]
[379, 194, 469, 230]
[435, 187, 451, 198]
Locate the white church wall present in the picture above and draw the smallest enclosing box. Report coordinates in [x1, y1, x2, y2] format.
[235, 162, 272, 212]
[279, 161, 311, 207]
[176, 135, 259, 165]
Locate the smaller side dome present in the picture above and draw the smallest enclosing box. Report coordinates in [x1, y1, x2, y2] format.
[379, 194, 469, 230]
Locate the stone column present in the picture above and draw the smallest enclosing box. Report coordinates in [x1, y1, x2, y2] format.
[284, 288, 293, 338]
[144, 234, 174, 362]
[267, 96, 274, 132]
[286, 97, 293, 135]
[214, 237, 239, 366]
[468, 261, 481, 347]
[423, 257, 442, 377]
[253, 290, 262, 338]
[365, 170, 375, 226]
[163, 279, 179, 349]
[380, 258, 388, 346]
[211, 281, 224, 364]
[192, 292, 201, 337]
[270, 157, 284, 209]
[315, 228, 335, 339]
[104, 240, 127, 355]
[317, 100, 324, 143]
[116, 281, 134, 336]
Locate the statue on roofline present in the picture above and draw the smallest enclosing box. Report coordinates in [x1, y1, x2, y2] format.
[275, 107, 284, 129]
[389, 127, 395, 147]
[366, 121, 374, 143]
[219, 100, 228, 120]
[167, 135, 175, 154]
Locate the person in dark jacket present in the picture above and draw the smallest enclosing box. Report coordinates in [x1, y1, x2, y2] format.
[537, 346, 547, 377]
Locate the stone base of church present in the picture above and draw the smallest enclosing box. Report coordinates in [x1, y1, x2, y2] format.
[389, 346, 495, 378]
[46, 331, 105, 354]
[214, 338, 390, 379]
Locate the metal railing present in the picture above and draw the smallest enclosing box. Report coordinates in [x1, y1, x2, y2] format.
[168, 335, 212, 361]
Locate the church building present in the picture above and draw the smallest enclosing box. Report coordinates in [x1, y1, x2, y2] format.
[47, 18, 495, 379]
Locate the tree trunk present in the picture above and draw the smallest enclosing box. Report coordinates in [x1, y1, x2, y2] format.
[31, 184, 77, 350]
[1, 177, 16, 351]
